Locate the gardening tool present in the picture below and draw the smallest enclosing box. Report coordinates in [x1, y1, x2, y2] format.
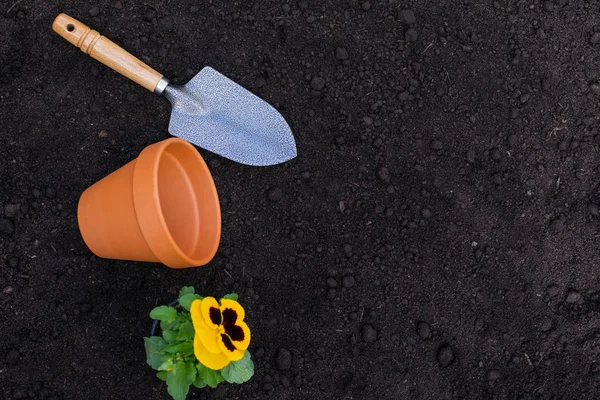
[52, 13, 296, 166]
[78, 138, 221, 269]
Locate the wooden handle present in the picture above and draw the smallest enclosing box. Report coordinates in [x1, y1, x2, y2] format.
[52, 13, 164, 92]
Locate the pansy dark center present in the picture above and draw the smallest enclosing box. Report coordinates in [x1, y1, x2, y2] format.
[221, 334, 237, 352]
[221, 307, 245, 342]
[209, 307, 222, 325]
[225, 324, 245, 342]
[222, 308, 238, 326]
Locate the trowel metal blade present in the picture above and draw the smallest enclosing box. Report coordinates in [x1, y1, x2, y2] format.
[163, 67, 296, 166]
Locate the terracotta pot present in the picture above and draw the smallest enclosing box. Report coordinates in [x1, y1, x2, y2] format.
[78, 138, 221, 268]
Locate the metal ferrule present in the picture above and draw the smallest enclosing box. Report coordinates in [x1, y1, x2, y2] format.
[154, 77, 170, 95]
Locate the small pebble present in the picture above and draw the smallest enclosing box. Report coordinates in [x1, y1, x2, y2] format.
[467, 150, 476, 163]
[276, 348, 292, 370]
[542, 78, 551, 91]
[398, 9, 416, 25]
[342, 276, 355, 288]
[4, 204, 19, 218]
[558, 140, 568, 151]
[582, 115, 595, 126]
[539, 317, 553, 332]
[589, 82, 600, 95]
[144, 10, 156, 22]
[335, 47, 349, 60]
[397, 91, 410, 101]
[430, 140, 443, 150]
[566, 290, 582, 304]
[588, 203, 599, 216]
[254, 77, 266, 88]
[326, 277, 338, 288]
[255, 347, 265, 358]
[491, 148, 502, 160]
[547, 285, 560, 297]
[591, 32, 600, 44]
[46, 188, 56, 199]
[543, 1, 556, 11]
[550, 217, 565, 232]
[417, 321, 431, 339]
[361, 1, 371, 11]
[88, 6, 100, 17]
[437, 344, 454, 367]
[310, 77, 325, 91]
[405, 29, 418, 42]
[421, 209, 432, 219]
[378, 167, 390, 183]
[361, 324, 377, 343]
[487, 369, 502, 380]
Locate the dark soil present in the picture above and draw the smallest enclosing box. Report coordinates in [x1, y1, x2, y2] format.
[2, 1, 600, 399]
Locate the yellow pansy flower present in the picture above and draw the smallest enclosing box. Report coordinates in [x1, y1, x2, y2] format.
[190, 297, 251, 370]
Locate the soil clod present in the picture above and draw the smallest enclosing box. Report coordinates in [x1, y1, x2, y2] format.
[566, 290, 582, 304]
[335, 48, 349, 60]
[276, 348, 292, 370]
[361, 324, 377, 343]
[417, 322, 431, 339]
[437, 344, 454, 367]
[0, 218, 14, 236]
[399, 10, 416, 25]
[310, 77, 325, 91]
[6, 349, 20, 365]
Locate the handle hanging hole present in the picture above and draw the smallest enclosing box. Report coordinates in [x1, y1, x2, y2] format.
[66, 24, 75, 32]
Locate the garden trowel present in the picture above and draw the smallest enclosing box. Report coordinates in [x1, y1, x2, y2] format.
[52, 14, 296, 166]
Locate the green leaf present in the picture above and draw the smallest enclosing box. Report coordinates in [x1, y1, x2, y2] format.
[166, 362, 196, 400]
[222, 293, 239, 301]
[179, 293, 203, 311]
[163, 342, 194, 354]
[179, 286, 195, 300]
[157, 371, 168, 382]
[144, 336, 167, 369]
[197, 363, 225, 388]
[163, 330, 178, 344]
[192, 373, 207, 388]
[177, 322, 195, 341]
[161, 319, 185, 336]
[221, 351, 255, 384]
[158, 359, 175, 371]
[150, 306, 177, 323]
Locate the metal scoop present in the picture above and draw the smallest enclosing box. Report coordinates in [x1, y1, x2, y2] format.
[52, 14, 296, 166]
